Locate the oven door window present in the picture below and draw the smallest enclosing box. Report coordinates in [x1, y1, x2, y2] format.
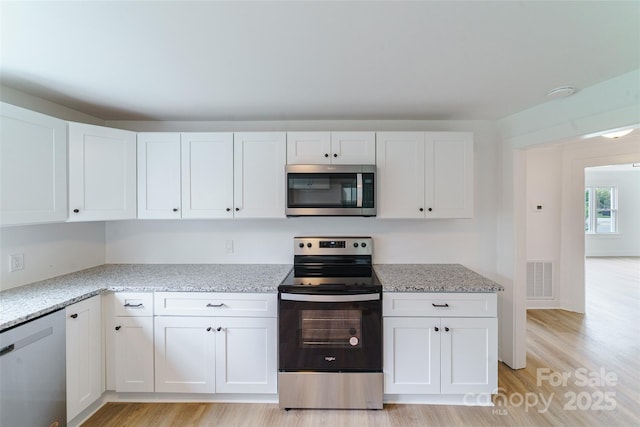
[301, 309, 362, 348]
[279, 299, 382, 372]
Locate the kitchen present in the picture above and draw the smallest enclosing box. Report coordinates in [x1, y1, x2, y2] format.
[1, 1, 639, 426]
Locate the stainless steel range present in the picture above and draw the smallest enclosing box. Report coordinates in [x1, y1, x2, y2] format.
[278, 236, 383, 410]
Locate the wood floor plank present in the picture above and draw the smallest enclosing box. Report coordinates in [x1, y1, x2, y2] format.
[82, 257, 640, 427]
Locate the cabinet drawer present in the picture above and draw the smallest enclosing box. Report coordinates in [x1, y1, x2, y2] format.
[154, 292, 277, 317]
[383, 293, 496, 317]
[114, 292, 154, 316]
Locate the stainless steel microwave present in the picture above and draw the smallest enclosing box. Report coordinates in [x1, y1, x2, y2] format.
[285, 164, 376, 216]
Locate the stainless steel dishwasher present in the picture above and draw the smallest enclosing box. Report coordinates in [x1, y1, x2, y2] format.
[0, 309, 66, 427]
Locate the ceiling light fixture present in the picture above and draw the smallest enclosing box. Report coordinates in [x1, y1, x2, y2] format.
[582, 125, 638, 139]
[602, 129, 634, 139]
[546, 86, 576, 99]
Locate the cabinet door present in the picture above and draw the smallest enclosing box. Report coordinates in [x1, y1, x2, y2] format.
[154, 317, 216, 393]
[376, 132, 425, 218]
[114, 316, 154, 392]
[424, 132, 473, 218]
[331, 131, 375, 164]
[66, 296, 101, 420]
[233, 132, 286, 218]
[68, 123, 137, 221]
[286, 132, 331, 164]
[440, 317, 497, 394]
[0, 102, 67, 225]
[181, 132, 234, 218]
[215, 317, 277, 394]
[137, 133, 181, 219]
[383, 317, 440, 394]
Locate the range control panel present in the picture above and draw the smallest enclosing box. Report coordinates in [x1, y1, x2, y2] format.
[294, 237, 372, 256]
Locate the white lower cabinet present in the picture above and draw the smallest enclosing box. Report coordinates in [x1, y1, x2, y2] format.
[154, 292, 278, 395]
[66, 295, 102, 420]
[113, 293, 154, 392]
[383, 293, 498, 397]
[154, 315, 277, 394]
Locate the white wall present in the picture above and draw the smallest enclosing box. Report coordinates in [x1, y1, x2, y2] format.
[585, 167, 640, 256]
[0, 222, 106, 291]
[525, 146, 563, 308]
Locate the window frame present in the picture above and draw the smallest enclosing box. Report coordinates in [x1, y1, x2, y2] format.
[585, 186, 618, 234]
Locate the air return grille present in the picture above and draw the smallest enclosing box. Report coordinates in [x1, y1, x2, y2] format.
[526, 261, 553, 299]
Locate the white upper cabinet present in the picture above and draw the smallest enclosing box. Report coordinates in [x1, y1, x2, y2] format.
[330, 132, 376, 164]
[287, 131, 375, 164]
[137, 133, 182, 219]
[0, 102, 68, 225]
[181, 132, 234, 218]
[426, 132, 474, 219]
[234, 132, 286, 218]
[376, 132, 426, 219]
[68, 123, 137, 221]
[376, 131, 473, 219]
[139, 132, 284, 219]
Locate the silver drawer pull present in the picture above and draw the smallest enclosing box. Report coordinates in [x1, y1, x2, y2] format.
[432, 303, 450, 308]
[206, 303, 225, 308]
[124, 303, 144, 308]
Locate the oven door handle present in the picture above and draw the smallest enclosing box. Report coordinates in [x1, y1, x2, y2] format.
[280, 293, 380, 302]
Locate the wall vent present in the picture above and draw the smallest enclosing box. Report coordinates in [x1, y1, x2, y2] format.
[526, 261, 553, 299]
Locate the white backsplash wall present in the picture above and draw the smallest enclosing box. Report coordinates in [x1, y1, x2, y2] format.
[0, 222, 106, 291]
[106, 216, 498, 279]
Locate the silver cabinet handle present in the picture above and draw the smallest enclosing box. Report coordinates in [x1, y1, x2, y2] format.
[206, 303, 225, 308]
[124, 303, 144, 308]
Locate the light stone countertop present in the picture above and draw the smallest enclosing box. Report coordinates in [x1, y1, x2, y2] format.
[1, 263, 503, 332]
[374, 264, 504, 292]
[0, 264, 293, 331]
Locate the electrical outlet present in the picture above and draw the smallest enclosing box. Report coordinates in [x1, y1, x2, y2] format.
[225, 240, 234, 254]
[9, 253, 24, 272]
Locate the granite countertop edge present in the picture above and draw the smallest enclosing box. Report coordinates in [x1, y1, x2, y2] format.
[1, 263, 504, 331]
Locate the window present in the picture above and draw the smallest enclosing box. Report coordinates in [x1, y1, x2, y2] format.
[585, 186, 617, 233]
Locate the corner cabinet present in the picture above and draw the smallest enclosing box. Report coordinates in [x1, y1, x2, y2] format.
[286, 131, 375, 164]
[376, 132, 473, 218]
[68, 122, 137, 221]
[138, 132, 285, 219]
[66, 295, 102, 420]
[0, 102, 67, 225]
[153, 292, 278, 394]
[383, 293, 497, 398]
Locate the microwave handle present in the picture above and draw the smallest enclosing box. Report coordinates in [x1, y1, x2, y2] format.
[356, 173, 363, 207]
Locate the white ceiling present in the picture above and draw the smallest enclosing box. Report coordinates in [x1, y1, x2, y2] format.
[1, 1, 639, 121]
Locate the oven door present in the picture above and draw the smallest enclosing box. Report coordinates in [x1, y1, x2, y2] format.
[278, 292, 382, 372]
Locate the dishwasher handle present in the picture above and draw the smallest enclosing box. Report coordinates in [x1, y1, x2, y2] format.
[0, 344, 15, 357]
[0, 326, 52, 357]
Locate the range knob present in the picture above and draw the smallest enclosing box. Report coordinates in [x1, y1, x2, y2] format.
[306, 242, 312, 248]
[298, 243, 304, 248]
[361, 242, 367, 248]
[353, 242, 359, 248]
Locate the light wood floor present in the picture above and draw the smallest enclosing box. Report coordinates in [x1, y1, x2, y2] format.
[83, 257, 640, 426]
